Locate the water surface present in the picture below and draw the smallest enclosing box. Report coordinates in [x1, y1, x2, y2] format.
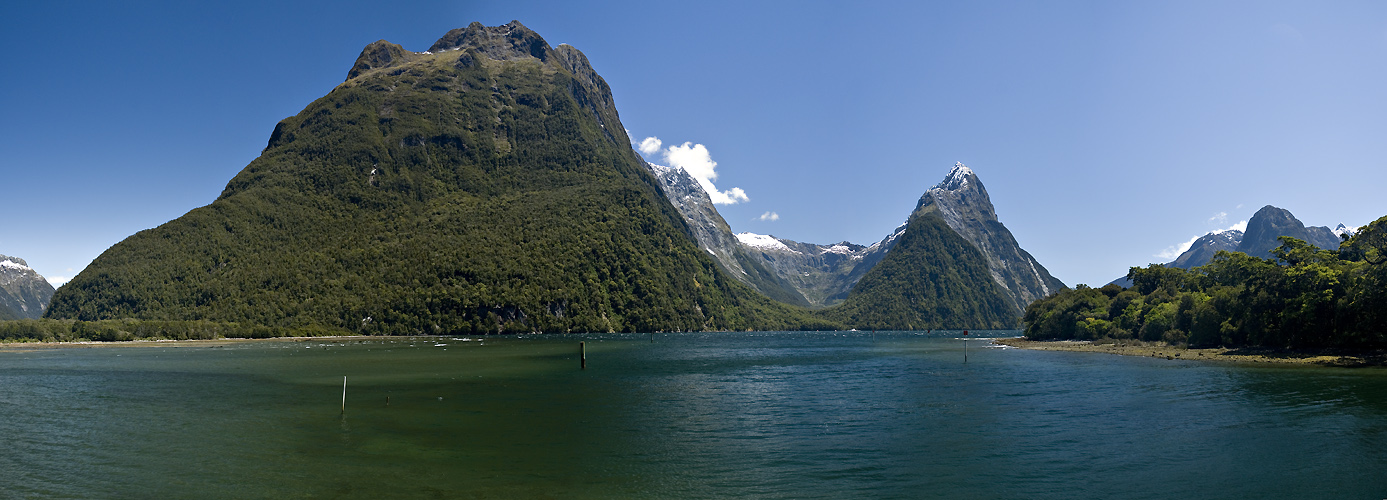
[1, 331, 1384, 498]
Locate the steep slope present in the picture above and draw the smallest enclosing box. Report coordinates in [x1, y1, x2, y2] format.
[1237, 205, 1343, 259]
[644, 161, 904, 308]
[820, 212, 1018, 329]
[1170, 229, 1243, 269]
[913, 163, 1066, 312]
[644, 163, 811, 307]
[47, 21, 828, 333]
[0, 255, 55, 320]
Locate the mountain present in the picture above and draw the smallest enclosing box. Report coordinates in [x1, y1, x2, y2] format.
[0, 255, 56, 320]
[819, 210, 1019, 329]
[46, 21, 831, 333]
[912, 163, 1066, 313]
[1170, 229, 1243, 269]
[1236, 205, 1343, 259]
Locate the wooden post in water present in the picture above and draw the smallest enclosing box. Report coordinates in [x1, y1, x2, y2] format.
[580, 341, 587, 370]
[341, 376, 347, 413]
[963, 330, 969, 363]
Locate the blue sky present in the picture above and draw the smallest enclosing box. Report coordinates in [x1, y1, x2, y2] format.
[3, 0, 1385, 289]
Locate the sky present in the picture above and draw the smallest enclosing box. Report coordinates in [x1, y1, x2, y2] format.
[3, 0, 1386, 289]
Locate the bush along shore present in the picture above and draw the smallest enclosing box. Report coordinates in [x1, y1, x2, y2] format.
[1019, 216, 1387, 364]
[992, 338, 1387, 367]
[0, 319, 351, 343]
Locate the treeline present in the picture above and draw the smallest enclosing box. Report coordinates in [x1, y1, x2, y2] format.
[1024, 216, 1387, 349]
[0, 319, 351, 343]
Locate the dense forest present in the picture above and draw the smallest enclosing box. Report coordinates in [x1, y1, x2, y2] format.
[1023, 215, 1387, 349]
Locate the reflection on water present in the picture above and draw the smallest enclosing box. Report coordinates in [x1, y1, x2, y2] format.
[0, 331, 1384, 498]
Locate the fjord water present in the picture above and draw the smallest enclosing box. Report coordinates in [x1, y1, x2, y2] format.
[2, 333, 1384, 498]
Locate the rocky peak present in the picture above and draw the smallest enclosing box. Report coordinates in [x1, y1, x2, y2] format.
[345, 40, 421, 80]
[428, 20, 551, 61]
[1237, 205, 1342, 258]
[912, 163, 1064, 312]
[0, 254, 56, 320]
[934, 162, 975, 191]
[916, 162, 997, 222]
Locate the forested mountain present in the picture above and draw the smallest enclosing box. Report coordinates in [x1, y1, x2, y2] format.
[0, 255, 54, 320]
[45, 21, 834, 333]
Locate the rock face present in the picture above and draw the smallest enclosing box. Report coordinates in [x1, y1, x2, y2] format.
[0, 255, 55, 320]
[912, 163, 1066, 313]
[48, 21, 822, 333]
[732, 230, 898, 307]
[645, 162, 902, 308]
[645, 163, 811, 307]
[1236, 205, 1343, 259]
[1170, 229, 1243, 269]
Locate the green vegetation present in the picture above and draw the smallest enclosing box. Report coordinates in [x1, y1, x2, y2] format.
[1023, 216, 1387, 349]
[45, 35, 838, 335]
[821, 212, 1019, 330]
[0, 319, 348, 342]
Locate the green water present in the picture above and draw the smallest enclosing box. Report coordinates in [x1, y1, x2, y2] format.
[2, 332, 1385, 498]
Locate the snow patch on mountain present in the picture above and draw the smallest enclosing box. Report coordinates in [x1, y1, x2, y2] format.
[1, 259, 33, 272]
[1334, 223, 1358, 238]
[932, 162, 973, 192]
[821, 244, 854, 255]
[735, 232, 797, 253]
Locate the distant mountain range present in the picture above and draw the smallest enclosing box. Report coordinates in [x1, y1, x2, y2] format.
[1112, 205, 1354, 286]
[0, 255, 55, 320]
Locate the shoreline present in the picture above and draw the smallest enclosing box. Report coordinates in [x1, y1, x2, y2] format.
[992, 337, 1387, 368]
[0, 335, 383, 351]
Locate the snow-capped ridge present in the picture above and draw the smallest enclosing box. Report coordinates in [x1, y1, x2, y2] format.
[735, 232, 798, 253]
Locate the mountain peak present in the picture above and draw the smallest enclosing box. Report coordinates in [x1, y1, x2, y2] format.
[427, 20, 550, 61]
[932, 162, 975, 192]
[0, 253, 55, 320]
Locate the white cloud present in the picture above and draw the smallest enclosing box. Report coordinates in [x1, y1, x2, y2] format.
[637, 136, 663, 156]
[47, 276, 71, 287]
[757, 211, 780, 221]
[1209, 212, 1228, 224]
[661, 141, 749, 205]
